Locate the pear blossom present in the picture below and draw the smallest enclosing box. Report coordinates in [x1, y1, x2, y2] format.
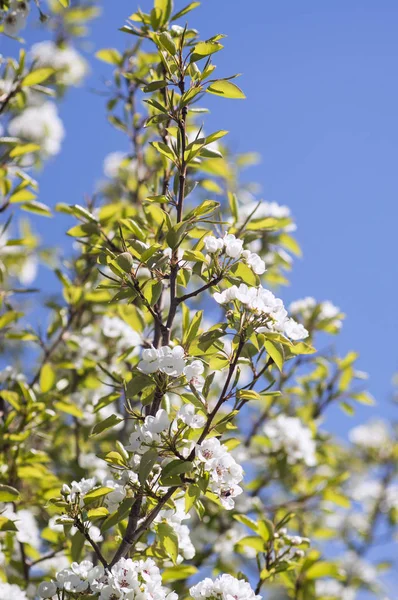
[30, 41, 88, 86]
[8, 102, 65, 157]
[223, 233, 243, 258]
[264, 415, 317, 467]
[214, 284, 308, 340]
[178, 404, 206, 429]
[0, 582, 28, 600]
[242, 249, 266, 274]
[37, 581, 57, 598]
[3, 0, 29, 37]
[190, 573, 261, 600]
[139, 345, 186, 377]
[196, 438, 244, 509]
[204, 235, 224, 253]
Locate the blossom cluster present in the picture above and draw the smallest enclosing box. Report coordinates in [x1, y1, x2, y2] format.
[0, 582, 28, 600]
[30, 41, 87, 86]
[8, 101, 65, 157]
[204, 233, 266, 274]
[197, 438, 244, 509]
[62, 472, 133, 514]
[214, 283, 308, 341]
[289, 296, 342, 330]
[139, 345, 204, 385]
[154, 496, 195, 561]
[2, 0, 29, 37]
[37, 557, 177, 600]
[189, 573, 261, 600]
[264, 415, 317, 467]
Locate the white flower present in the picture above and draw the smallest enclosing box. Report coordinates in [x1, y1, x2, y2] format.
[8, 102, 65, 157]
[223, 233, 243, 258]
[1, 507, 40, 548]
[264, 415, 317, 467]
[62, 477, 97, 507]
[126, 409, 169, 453]
[349, 420, 390, 452]
[196, 439, 244, 510]
[103, 151, 146, 180]
[204, 235, 224, 253]
[283, 318, 309, 341]
[30, 41, 88, 86]
[178, 404, 206, 429]
[197, 438, 225, 464]
[3, 1, 29, 37]
[190, 573, 261, 600]
[242, 250, 266, 275]
[213, 285, 238, 305]
[37, 581, 57, 599]
[184, 359, 205, 388]
[139, 345, 186, 377]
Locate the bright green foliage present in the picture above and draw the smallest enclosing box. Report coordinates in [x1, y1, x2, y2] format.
[0, 2, 397, 600]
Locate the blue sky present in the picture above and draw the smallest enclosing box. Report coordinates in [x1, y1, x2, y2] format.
[2, 0, 398, 593]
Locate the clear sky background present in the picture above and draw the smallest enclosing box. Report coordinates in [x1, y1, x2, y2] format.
[2, 0, 398, 594]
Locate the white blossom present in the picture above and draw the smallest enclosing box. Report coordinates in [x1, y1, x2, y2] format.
[223, 233, 243, 258]
[196, 438, 244, 509]
[214, 284, 308, 340]
[0, 582, 28, 600]
[190, 573, 261, 600]
[3, 0, 29, 37]
[264, 415, 317, 467]
[8, 102, 65, 157]
[103, 151, 146, 180]
[139, 345, 186, 377]
[37, 581, 57, 599]
[178, 404, 206, 429]
[30, 41, 88, 86]
[204, 235, 224, 253]
[349, 419, 390, 453]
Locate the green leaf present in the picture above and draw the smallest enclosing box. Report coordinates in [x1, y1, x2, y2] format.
[158, 522, 179, 564]
[158, 32, 176, 55]
[40, 363, 56, 393]
[171, 2, 200, 22]
[162, 460, 193, 479]
[264, 340, 284, 372]
[9, 143, 40, 157]
[91, 414, 124, 436]
[20, 201, 52, 217]
[139, 449, 158, 485]
[207, 79, 246, 99]
[96, 48, 123, 66]
[0, 517, 18, 532]
[54, 401, 84, 419]
[233, 514, 258, 532]
[87, 507, 109, 520]
[151, 141, 176, 162]
[305, 561, 340, 579]
[22, 68, 54, 87]
[83, 487, 114, 504]
[142, 280, 162, 306]
[143, 80, 168, 93]
[237, 535, 266, 552]
[0, 484, 20, 502]
[191, 41, 223, 62]
[185, 484, 200, 512]
[162, 565, 198, 582]
[155, 0, 174, 25]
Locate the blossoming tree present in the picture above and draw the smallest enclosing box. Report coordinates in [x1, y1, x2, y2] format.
[0, 1, 397, 599]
